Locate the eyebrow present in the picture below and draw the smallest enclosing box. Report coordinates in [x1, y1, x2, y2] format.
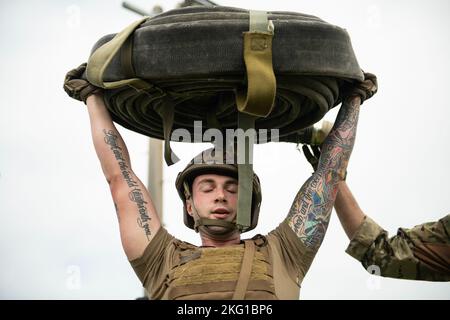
[197, 179, 214, 186]
[197, 178, 238, 186]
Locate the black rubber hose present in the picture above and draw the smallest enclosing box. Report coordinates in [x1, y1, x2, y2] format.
[87, 6, 364, 144]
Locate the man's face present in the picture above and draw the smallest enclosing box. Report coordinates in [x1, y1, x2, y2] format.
[186, 174, 238, 224]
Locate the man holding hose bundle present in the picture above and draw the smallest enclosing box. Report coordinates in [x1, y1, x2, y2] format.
[64, 63, 377, 299]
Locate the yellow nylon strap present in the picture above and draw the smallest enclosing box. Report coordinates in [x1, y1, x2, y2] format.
[236, 11, 276, 117]
[236, 112, 256, 231]
[86, 17, 152, 90]
[232, 240, 256, 300]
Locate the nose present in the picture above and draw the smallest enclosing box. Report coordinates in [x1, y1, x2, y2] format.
[214, 187, 227, 203]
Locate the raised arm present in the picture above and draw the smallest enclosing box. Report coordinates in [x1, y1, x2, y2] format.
[286, 95, 361, 249]
[334, 181, 365, 239]
[64, 63, 161, 261]
[286, 73, 377, 250]
[86, 94, 161, 260]
[336, 182, 450, 281]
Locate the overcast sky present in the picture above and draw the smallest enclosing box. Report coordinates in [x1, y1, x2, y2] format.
[0, 0, 449, 299]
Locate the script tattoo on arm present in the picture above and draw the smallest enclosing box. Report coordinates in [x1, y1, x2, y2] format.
[287, 97, 360, 249]
[104, 129, 152, 241]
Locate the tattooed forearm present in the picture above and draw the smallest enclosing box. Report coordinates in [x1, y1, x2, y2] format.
[104, 129, 152, 241]
[318, 97, 360, 179]
[287, 172, 338, 247]
[129, 188, 152, 241]
[287, 98, 361, 249]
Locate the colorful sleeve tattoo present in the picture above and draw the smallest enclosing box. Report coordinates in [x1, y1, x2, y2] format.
[287, 97, 361, 249]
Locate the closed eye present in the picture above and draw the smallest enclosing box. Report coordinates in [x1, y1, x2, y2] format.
[200, 184, 214, 193]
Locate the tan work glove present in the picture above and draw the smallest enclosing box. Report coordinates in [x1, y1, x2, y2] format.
[302, 144, 321, 171]
[342, 72, 378, 104]
[63, 63, 102, 103]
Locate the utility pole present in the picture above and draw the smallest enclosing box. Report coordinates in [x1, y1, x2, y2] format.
[147, 138, 164, 225]
[122, 0, 217, 17]
[120, 1, 219, 299]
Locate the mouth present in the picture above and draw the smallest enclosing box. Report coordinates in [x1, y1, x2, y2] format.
[211, 208, 231, 219]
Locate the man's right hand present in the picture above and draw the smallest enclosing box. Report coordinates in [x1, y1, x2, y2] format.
[63, 63, 102, 103]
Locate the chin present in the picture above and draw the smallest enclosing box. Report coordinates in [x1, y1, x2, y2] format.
[207, 225, 227, 232]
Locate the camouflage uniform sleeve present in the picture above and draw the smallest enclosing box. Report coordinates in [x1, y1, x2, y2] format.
[345, 215, 450, 281]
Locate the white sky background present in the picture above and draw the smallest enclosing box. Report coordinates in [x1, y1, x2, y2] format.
[0, 0, 449, 299]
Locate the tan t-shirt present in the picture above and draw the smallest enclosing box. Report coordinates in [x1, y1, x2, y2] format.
[130, 220, 317, 300]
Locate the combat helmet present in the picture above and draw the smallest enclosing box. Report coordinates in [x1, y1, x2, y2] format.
[175, 148, 262, 237]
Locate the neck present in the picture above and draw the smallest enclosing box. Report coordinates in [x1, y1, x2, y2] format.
[200, 231, 241, 247]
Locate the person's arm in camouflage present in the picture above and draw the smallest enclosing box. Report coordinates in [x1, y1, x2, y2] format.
[343, 201, 450, 281]
[329, 159, 450, 281]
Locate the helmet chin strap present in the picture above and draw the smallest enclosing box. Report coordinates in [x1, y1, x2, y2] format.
[194, 218, 239, 240]
[190, 200, 239, 241]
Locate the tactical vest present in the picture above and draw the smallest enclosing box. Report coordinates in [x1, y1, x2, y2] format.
[165, 235, 277, 300]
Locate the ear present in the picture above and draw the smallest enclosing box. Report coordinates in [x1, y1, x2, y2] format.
[185, 198, 194, 217]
